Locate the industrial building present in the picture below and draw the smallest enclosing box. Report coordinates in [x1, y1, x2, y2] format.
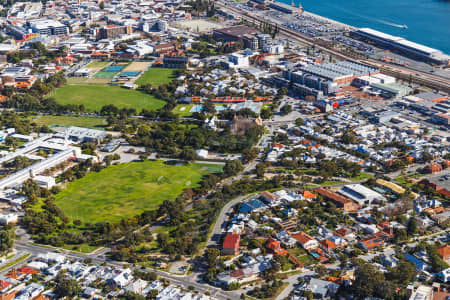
[267, 2, 302, 14]
[369, 82, 413, 98]
[353, 73, 396, 87]
[351, 28, 450, 65]
[298, 61, 379, 85]
[338, 184, 386, 206]
[27, 19, 68, 36]
[278, 61, 377, 98]
[213, 25, 258, 43]
[371, 110, 400, 123]
[0, 128, 100, 191]
[59, 126, 107, 144]
[432, 113, 450, 126]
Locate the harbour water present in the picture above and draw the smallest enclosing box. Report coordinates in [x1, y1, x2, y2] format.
[278, 0, 450, 54]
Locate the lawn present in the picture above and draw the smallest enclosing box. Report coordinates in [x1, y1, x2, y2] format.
[54, 160, 221, 223]
[67, 77, 88, 84]
[172, 104, 193, 117]
[85, 61, 110, 69]
[93, 71, 117, 78]
[32, 115, 106, 128]
[136, 68, 177, 86]
[47, 85, 166, 112]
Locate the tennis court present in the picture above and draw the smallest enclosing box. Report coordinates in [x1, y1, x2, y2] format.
[121, 72, 139, 77]
[104, 65, 125, 72]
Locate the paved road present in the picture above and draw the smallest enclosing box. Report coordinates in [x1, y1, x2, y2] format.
[204, 194, 256, 250]
[13, 241, 239, 300]
[275, 270, 316, 300]
[216, 1, 450, 93]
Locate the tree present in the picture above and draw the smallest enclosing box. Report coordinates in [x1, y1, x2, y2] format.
[157, 232, 169, 249]
[223, 159, 243, 177]
[0, 230, 13, 254]
[260, 108, 273, 120]
[147, 289, 159, 299]
[387, 259, 416, 286]
[203, 101, 216, 114]
[281, 104, 292, 115]
[54, 274, 81, 298]
[341, 131, 358, 144]
[256, 163, 265, 179]
[422, 151, 433, 162]
[352, 262, 386, 298]
[180, 147, 198, 161]
[295, 118, 304, 126]
[204, 248, 220, 267]
[242, 147, 258, 163]
[407, 217, 417, 236]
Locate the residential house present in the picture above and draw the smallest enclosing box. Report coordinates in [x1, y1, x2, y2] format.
[266, 238, 288, 256]
[125, 279, 148, 295]
[334, 227, 356, 241]
[292, 232, 319, 250]
[437, 268, 450, 283]
[240, 199, 267, 213]
[297, 278, 340, 299]
[319, 239, 338, 254]
[437, 245, 450, 264]
[358, 237, 384, 250]
[222, 234, 240, 256]
[275, 231, 297, 248]
[405, 253, 430, 272]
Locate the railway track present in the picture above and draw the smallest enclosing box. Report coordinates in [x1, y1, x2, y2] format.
[218, 3, 450, 93]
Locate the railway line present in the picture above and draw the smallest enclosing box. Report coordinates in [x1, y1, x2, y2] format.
[217, 2, 450, 93]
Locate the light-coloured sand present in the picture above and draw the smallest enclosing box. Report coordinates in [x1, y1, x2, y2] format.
[122, 61, 151, 72]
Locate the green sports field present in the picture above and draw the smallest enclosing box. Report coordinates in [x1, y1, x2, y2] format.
[32, 115, 106, 128]
[48, 85, 166, 112]
[54, 161, 222, 223]
[136, 68, 177, 86]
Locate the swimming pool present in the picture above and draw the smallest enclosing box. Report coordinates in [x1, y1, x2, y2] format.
[189, 105, 228, 113]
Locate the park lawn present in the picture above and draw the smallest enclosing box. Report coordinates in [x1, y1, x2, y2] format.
[47, 85, 166, 112]
[54, 160, 219, 223]
[61, 243, 100, 253]
[350, 172, 374, 181]
[32, 115, 106, 128]
[173, 104, 193, 117]
[136, 68, 177, 86]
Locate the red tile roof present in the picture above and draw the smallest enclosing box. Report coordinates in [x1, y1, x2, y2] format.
[0, 280, 11, 290]
[266, 238, 288, 256]
[222, 234, 240, 250]
[437, 245, 450, 261]
[292, 232, 316, 245]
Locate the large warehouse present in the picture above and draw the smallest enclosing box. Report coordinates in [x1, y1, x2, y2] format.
[351, 28, 450, 65]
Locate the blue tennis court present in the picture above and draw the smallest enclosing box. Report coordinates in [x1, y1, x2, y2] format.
[104, 65, 125, 72]
[121, 72, 139, 77]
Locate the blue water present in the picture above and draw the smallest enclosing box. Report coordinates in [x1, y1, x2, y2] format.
[278, 0, 450, 54]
